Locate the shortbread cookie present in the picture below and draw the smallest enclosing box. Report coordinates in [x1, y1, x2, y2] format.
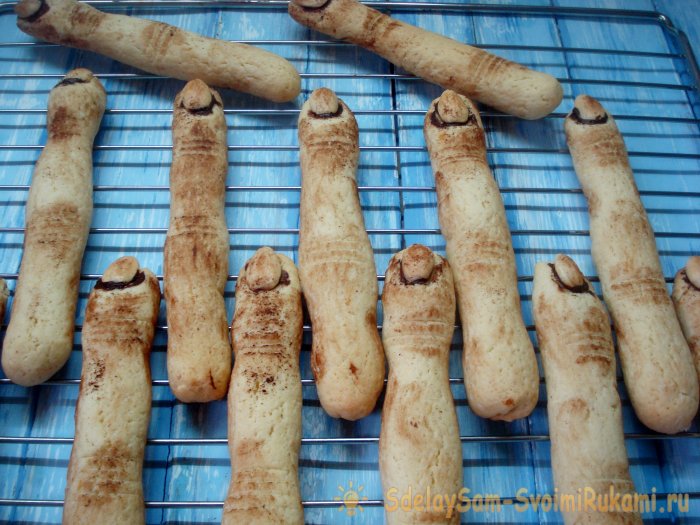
[63, 257, 161, 525]
[223, 248, 304, 525]
[565, 94, 698, 434]
[297, 88, 385, 421]
[2, 68, 105, 387]
[380, 244, 462, 525]
[16, 0, 300, 102]
[164, 79, 231, 403]
[288, 0, 562, 119]
[0, 279, 8, 324]
[534, 255, 642, 525]
[672, 256, 700, 382]
[424, 90, 538, 421]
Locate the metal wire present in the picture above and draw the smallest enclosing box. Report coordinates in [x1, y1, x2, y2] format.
[0, 272, 680, 283]
[1, 184, 700, 199]
[0, 38, 685, 58]
[0, 71, 694, 90]
[2, 143, 700, 159]
[0, 108, 698, 125]
[0, 432, 699, 446]
[1, 492, 699, 509]
[0, 226, 699, 240]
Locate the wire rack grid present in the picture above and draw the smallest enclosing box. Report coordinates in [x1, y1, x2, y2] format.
[0, 0, 699, 524]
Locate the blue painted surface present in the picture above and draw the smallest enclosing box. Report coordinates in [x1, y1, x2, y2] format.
[0, 1, 698, 524]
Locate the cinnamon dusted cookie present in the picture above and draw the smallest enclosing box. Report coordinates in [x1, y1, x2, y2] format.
[534, 255, 642, 525]
[63, 257, 161, 525]
[565, 94, 698, 434]
[164, 79, 231, 403]
[380, 245, 462, 525]
[297, 88, 385, 421]
[16, 0, 300, 102]
[3, 68, 105, 387]
[223, 248, 304, 525]
[289, 0, 562, 119]
[424, 91, 538, 421]
[672, 256, 700, 384]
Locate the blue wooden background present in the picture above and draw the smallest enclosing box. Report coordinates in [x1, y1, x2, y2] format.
[0, 0, 699, 524]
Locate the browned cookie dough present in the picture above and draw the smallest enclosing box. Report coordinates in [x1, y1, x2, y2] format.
[2, 68, 105, 387]
[424, 91, 539, 421]
[16, 0, 300, 102]
[223, 248, 304, 525]
[289, 0, 562, 119]
[63, 257, 161, 525]
[565, 94, 698, 434]
[297, 88, 385, 421]
[164, 79, 231, 403]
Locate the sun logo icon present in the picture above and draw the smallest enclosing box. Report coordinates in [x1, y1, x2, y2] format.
[335, 480, 368, 517]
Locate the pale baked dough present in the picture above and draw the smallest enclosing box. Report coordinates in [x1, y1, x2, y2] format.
[0, 279, 8, 325]
[16, 0, 300, 102]
[672, 255, 700, 382]
[423, 90, 538, 421]
[223, 247, 303, 525]
[2, 68, 105, 387]
[380, 244, 462, 525]
[288, 0, 562, 119]
[298, 88, 385, 421]
[534, 255, 642, 525]
[63, 257, 161, 525]
[565, 94, 698, 434]
[164, 79, 231, 403]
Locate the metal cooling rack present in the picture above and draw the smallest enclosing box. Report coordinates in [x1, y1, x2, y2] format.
[0, 1, 700, 523]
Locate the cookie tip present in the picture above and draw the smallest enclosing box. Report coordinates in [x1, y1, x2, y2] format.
[65, 68, 94, 82]
[181, 79, 214, 111]
[686, 256, 700, 288]
[571, 94, 607, 122]
[292, 0, 328, 7]
[308, 87, 340, 117]
[553, 254, 586, 290]
[15, 0, 42, 19]
[246, 247, 282, 292]
[401, 244, 435, 283]
[103, 256, 140, 284]
[436, 90, 471, 124]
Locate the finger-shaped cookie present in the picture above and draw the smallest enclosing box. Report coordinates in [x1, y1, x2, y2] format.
[16, 0, 300, 102]
[223, 248, 303, 525]
[672, 256, 700, 382]
[164, 79, 231, 403]
[0, 279, 8, 325]
[288, 0, 562, 119]
[423, 91, 538, 421]
[63, 257, 161, 525]
[565, 94, 698, 434]
[534, 255, 642, 525]
[298, 88, 385, 421]
[2, 69, 105, 387]
[380, 244, 462, 525]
